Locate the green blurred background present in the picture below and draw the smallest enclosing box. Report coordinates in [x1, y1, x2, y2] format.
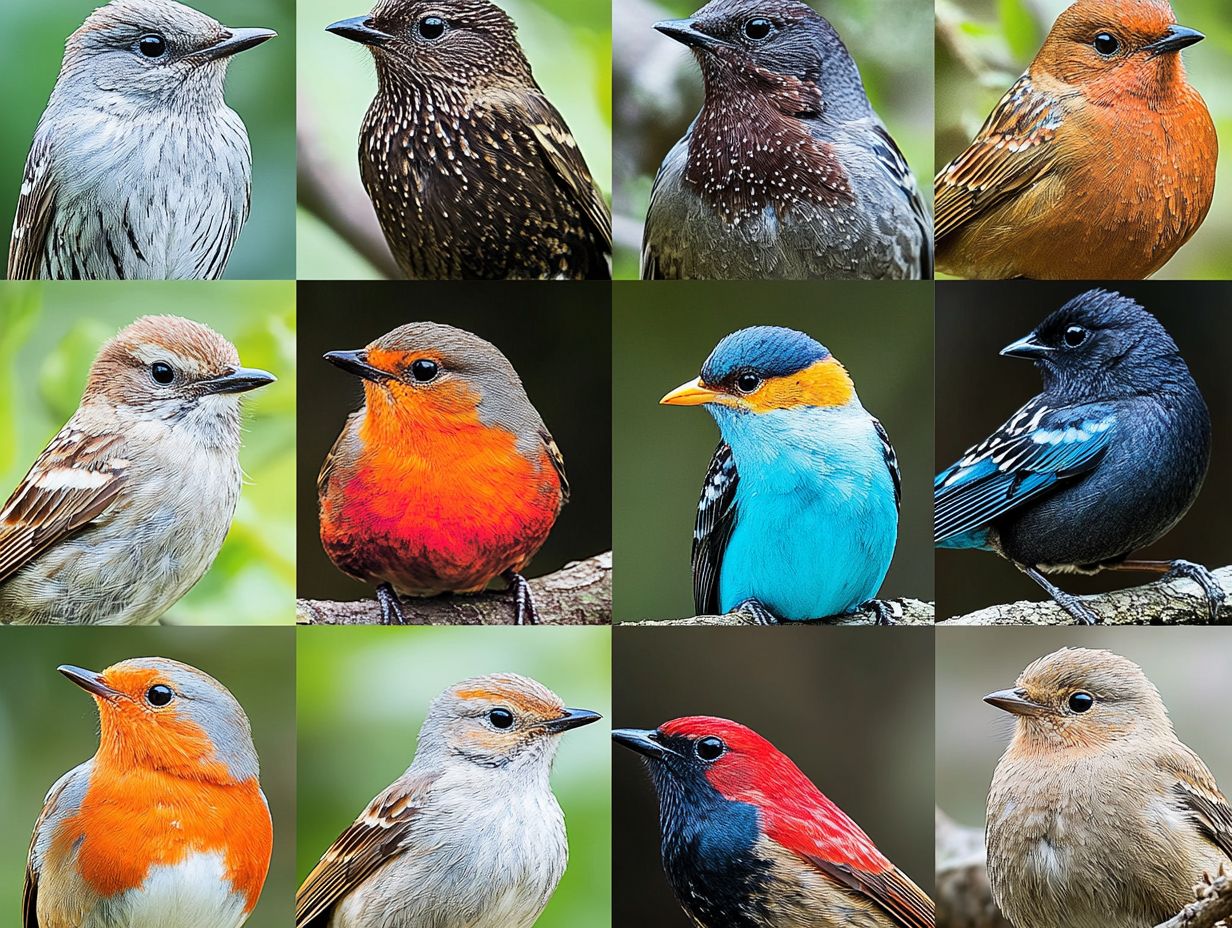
[936, 282, 1232, 619]
[0, 627, 296, 928]
[296, 0, 613, 279]
[936, 0, 1232, 280]
[614, 0, 935, 279]
[0, 282, 297, 625]
[613, 628, 935, 927]
[613, 281, 934, 621]
[296, 626, 611, 926]
[0, 0, 296, 280]
[937, 627, 1232, 828]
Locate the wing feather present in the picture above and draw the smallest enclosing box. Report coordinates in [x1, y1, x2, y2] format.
[807, 855, 935, 928]
[8, 127, 58, 281]
[691, 442, 739, 615]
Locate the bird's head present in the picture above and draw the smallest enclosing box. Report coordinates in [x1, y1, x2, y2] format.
[327, 0, 532, 94]
[414, 673, 599, 776]
[59, 0, 274, 110]
[1035, 0, 1200, 102]
[613, 716, 784, 793]
[985, 647, 1172, 754]
[59, 658, 260, 784]
[1000, 289, 1182, 400]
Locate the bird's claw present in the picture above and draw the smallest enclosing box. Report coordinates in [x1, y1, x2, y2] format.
[504, 571, 539, 625]
[1053, 592, 1100, 626]
[734, 599, 781, 625]
[376, 583, 407, 625]
[1164, 560, 1226, 624]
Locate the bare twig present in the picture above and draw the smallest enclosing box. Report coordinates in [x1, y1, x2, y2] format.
[623, 598, 934, 627]
[1156, 874, 1232, 928]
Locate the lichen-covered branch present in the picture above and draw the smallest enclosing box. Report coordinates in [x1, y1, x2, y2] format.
[297, 553, 611, 626]
[623, 598, 934, 627]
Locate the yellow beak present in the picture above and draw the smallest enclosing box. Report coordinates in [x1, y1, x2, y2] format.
[660, 377, 723, 406]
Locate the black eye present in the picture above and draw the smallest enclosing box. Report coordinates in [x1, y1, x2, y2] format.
[488, 708, 514, 729]
[138, 34, 168, 57]
[146, 684, 174, 707]
[417, 16, 448, 40]
[735, 372, 761, 393]
[410, 359, 439, 382]
[1063, 325, 1088, 348]
[1068, 691, 1095, 713]
[695, 736, 725, 761]
[744, 17, 772, 40]
[1092, 33, 1119, 56]
[151, 362, 175, 385]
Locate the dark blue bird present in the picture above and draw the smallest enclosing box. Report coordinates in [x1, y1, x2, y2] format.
[935, 289, 1222, 625]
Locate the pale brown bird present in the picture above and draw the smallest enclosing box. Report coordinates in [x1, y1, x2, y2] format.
[985, 647, 1232, 928]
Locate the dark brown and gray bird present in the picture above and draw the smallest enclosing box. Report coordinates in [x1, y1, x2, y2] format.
[326, 0, 611, 280]
[643, 0, 931, 280]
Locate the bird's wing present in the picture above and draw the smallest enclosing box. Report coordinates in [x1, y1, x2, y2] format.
[933, 75, 1066, 244]
[806, 855, 936, 928]
[692, 442, 739, 616]
[0, 427, 129, 584]
[868, 123, 933, 278]
[316, 413, 361, 503]
[539, 428, 571, 503]
[1164, 750, 1232, 862]
[25, 763, 91, 928]
[872, 417, 902, 510]
[934, 397, 1116, 544]
[295, 771, 436, 928]
[7, 125, 58, 280]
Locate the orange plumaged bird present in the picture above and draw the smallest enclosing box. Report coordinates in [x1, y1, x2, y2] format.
[935, 0, 1217, 280]
[318, 322, 569, 625]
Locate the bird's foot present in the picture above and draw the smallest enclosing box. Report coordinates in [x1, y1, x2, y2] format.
[503, 571, 538, 625]
[376, 583, 407, 625]
[734, 599, 781, 625]
[860, 599, 897, 626]
[1018, 564, 1100, 625]
[1163, 560, 1226, 624]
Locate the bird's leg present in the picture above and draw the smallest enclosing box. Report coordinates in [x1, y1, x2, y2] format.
[858, 599, 898, 626]
[375, 583, 407, 626]
[1015, 564, 1100, 625]
[733, 599, 781, 625]
[502, 571, 538, 626]
[1109, 559, 1226, 624]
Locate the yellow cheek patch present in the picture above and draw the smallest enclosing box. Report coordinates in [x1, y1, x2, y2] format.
[745, 357, 854, 412]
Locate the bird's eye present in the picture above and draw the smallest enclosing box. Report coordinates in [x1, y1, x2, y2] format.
[417, 16, 448, 41]
[743, 17, 773, 40]
[695, 736, 725, 761]
[150, 362, 175, 385]
[409, 359, 439, 382]
[138, 34, 168, 58]
[146, 684, 175, 707]
[735, 372, 761, 393]
[1092, 32, 1120, 56]
[1063, 325, 1088, 348]
[1067, 691, 1095, 713]
[488, 708, 514, 729]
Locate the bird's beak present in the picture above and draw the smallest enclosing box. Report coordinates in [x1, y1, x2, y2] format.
[1000, 333, 1053, 360]
[539, 707, 603, 734]
[654, 18, 725, 52]
[326, 16, 394, 47]
[984, 688, 1051, 717]
[200, 367, 277, 395]
[58, 665, 123, 702]
[613, 728, 679, 760]
[324, 349, 394, 383]
[1145, 24, 1205, 56]
[194, 27, 278, 61]
[660, 377, 723, 407]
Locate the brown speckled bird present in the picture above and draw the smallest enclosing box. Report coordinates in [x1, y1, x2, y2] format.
[326, 0, 611, 280]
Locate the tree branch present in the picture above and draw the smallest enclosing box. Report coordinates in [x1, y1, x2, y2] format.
[1157, 874, 1232, 928]
[939, 567, 1232, 626]
[623, 598, 934, 626]
[296, 553, 611, 626]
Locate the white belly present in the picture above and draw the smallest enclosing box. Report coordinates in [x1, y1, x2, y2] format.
[87, 852, 249, 928]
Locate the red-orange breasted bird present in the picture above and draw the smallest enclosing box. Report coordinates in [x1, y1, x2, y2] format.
[935, 0, 1217, 280]
[25, 658, 273, 928]
[614, 717, 935, 928]
[318, 322, 569, 625]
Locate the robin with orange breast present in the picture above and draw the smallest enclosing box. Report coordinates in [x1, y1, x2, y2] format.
[935, 0, 1217, 280]
[318, 322, 569, 625]
[25, 658, 273, 928]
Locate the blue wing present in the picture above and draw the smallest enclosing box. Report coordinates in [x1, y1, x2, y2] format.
[934, 398, 1116, 547]
[692, 442, 739, 615]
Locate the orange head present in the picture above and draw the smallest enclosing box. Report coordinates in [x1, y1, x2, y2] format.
[1032, 0, 1204, 102]
[60, 658, 261, 785]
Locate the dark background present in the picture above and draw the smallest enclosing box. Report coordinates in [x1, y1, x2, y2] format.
[936, 281, 1232, 619]
[612, 628, 936, 928]
[613, 281, 935, 621]
[296, 282, 612, 602]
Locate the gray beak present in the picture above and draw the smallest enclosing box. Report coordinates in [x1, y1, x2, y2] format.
[1000, 333, 1053, 360]
[195, 27, 277, 61]
[541, 707, 603, 734]
[58, 665, 123, 702]
[984, 688, 1051, 717]
[612, 727, 678, 760]
[200, 366, 277, 395]
[324, 349, 393, 383]
[326, 16, 394, 47]
[654, 18, 725, 52]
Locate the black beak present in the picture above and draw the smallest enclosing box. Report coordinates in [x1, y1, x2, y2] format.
[541, 707, 603, 734]
[1145, 24, 1204, 56]
[326, 16, 393, 47]
[324, 349, 393, 383]
[58, 665, 123, 702]
[195, 27, 277, 61]
[1000, 333, 1053, 360]
[654, 18, 724, 52]
[200, 366, 277, 395]
[613, 727, 678, 760]
[984, 688, 1051, 717]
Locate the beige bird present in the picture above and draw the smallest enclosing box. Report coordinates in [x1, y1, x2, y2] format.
[0, 315, 274, 624]
[985, 647, 1232, 928]
[295, 673, 601, 928]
